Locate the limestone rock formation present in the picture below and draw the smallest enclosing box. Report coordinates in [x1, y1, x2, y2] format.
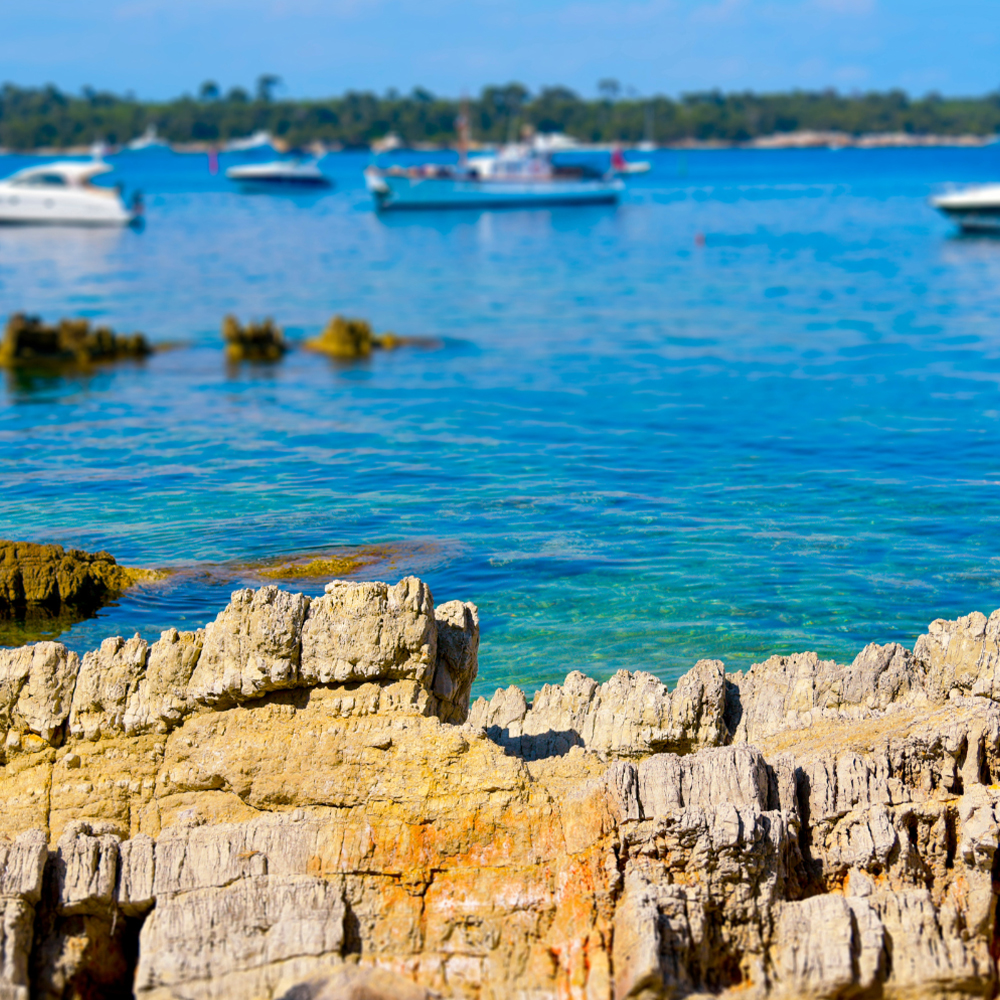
[466, 657, 725, 759]
[0, 579, 997, 999]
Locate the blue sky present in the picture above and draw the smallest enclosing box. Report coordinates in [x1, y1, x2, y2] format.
[3, 0, 997, 100]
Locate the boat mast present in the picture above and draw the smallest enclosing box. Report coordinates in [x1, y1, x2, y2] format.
[457, 96, 470, 166]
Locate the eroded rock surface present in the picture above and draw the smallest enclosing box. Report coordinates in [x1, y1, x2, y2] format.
[0, 580, 997, 999]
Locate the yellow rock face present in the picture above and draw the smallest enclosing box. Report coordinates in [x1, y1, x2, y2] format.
[0, 581, 998, 1000]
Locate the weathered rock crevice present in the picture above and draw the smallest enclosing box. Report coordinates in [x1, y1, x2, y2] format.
[0, 579, 998, 998]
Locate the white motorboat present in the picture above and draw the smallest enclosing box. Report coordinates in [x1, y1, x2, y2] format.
[223, 130, 276, 153]
[365, 143, 622, 210]
[0, 161, 140, 226]
[225, 159, 332, 189]
[126, 125, 169, 151]
[931, 185, 1000, 232]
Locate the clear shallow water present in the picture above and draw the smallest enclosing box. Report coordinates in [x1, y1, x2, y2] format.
[2, 145, 1000, 696]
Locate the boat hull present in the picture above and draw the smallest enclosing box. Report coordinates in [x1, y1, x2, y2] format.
[932, 186, 1000, 232]
[226, 162, 332, 191]
[231, 177, 332, 190]
[367, 174, 623, 210]
[936, 208, 1000, 232]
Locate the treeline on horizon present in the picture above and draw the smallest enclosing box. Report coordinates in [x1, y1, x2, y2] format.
[2, 78, 1000, 150]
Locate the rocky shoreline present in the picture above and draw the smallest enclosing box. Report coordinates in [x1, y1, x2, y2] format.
[0, 576, 996, 998]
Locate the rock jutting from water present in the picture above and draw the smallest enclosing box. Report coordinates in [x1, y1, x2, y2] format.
[0, 540, 161, 648]
[0, 540, 155, 613]
[222, 315, 289, 362]
[0, 578, 997, 999]
[304, 314, 410, 359]
[0, 313, 151, 369]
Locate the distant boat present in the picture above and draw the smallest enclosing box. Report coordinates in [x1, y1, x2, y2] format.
[931, 185, 1000, 232]
[226, 159, 332, 189]
[611, 147, 651, 175]
[0, 161, 141, 226]
[127, 125, 169, 152]
[365, 143, 622, 210]
[223, 131, 275, 153]
[371, 132, 404, 154]
[532, 132, 581, 153]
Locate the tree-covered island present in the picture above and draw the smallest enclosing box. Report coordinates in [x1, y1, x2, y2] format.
[2, 78, 999, 150]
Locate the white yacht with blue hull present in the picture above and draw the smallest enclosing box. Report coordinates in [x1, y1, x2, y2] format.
[365, 144, 623, 211]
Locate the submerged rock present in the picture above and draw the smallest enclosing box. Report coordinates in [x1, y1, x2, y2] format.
[222, 314, 288, 361]
[0, 581, 996, 998]
[254, 545, 396, 581]
[0, 313, 150, 369]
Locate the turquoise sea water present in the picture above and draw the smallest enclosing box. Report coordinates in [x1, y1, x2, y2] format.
[2, 145, 1000, 696]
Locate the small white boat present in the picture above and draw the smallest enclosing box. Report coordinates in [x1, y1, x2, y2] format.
[365, 143, 622, 211]
[127, 125, 169, 151]
[532, 132, 582, 153]
[226, 159, 332, 189]
[224, 130, 275, 153]
[931, 185, 1000, 232]
[0, 161, 140, 226]
[371, 132, 403, 154]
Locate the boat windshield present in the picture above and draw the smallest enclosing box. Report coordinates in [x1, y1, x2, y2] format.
[10, 173, 69, 187]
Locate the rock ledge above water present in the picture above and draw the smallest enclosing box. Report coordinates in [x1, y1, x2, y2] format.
[0, 580, 997, 999]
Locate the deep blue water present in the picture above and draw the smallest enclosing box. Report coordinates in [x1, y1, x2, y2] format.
[2, 144, 1000, 696]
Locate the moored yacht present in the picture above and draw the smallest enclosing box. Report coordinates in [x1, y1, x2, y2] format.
[931, 184, 1000, 232]
[0, 161, 140, 226]
[365, 142, 622, 210]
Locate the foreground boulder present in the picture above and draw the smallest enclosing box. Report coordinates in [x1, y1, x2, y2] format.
[0, 580, 997, 999]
